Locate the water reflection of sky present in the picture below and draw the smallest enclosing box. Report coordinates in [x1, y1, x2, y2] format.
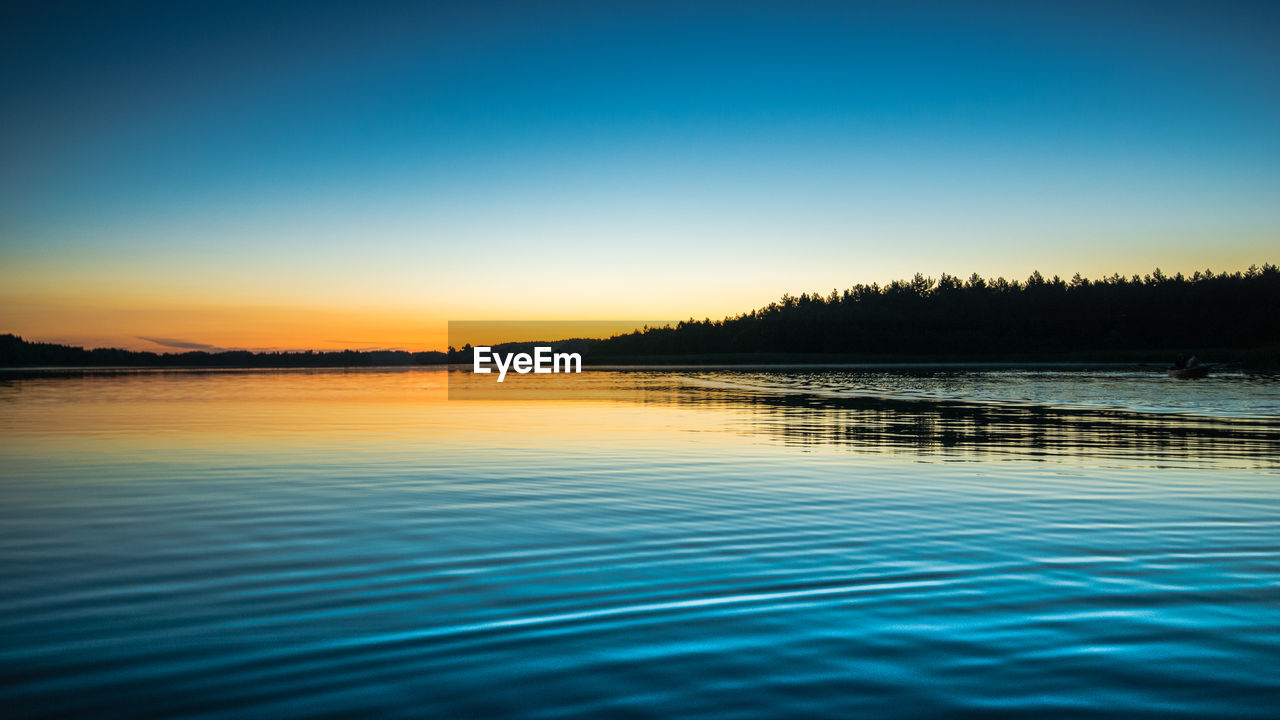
[2, 367, 1278, 718]
[442, 367, 1280, 469]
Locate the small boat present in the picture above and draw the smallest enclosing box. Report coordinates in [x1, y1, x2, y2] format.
[1168, 365, 1211, 379]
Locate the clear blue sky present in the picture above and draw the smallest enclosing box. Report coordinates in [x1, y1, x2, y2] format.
[2, 0, 1277, 350]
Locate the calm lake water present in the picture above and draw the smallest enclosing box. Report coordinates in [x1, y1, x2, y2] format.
[2, 366, 1278, 718]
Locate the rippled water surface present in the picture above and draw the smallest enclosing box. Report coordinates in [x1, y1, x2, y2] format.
[2, 367, 1278, 718]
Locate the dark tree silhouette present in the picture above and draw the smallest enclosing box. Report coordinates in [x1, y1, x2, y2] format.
[591, 265, 1280, 365]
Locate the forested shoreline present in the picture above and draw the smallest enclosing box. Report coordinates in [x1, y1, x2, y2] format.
[591, 266, 1280, 365]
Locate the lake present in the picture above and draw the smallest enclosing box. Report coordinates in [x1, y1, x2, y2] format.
[1, 366, 1278, 718]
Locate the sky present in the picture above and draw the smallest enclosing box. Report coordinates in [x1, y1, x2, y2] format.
[2, 0, 1277, 352]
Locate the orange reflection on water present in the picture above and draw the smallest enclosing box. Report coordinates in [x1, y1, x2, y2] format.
[0, 368, 748, 462]
[2, 366, 1275, 472]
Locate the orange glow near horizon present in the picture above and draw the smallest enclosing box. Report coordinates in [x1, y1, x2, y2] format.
[446, 320, 675, 350]
[3, 253, 1275, 354]
[0, 295, 448, 353]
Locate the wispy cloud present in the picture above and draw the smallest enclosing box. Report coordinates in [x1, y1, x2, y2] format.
[137, 336, 230, 352]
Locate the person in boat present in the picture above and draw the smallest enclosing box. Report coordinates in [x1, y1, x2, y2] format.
[1174, 354, 1188, 369]
[1187, 354, 1199, 368]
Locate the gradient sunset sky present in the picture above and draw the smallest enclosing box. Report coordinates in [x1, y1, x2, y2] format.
[2, 1, 1277, 352]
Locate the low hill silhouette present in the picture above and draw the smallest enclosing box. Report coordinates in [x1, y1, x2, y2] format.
[0, 334, 447, 368]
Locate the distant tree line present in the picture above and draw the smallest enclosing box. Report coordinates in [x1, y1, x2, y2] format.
[0, 334, 447, 368]
[591, 265, 1280, 363]
[445, 339, 594, 364]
